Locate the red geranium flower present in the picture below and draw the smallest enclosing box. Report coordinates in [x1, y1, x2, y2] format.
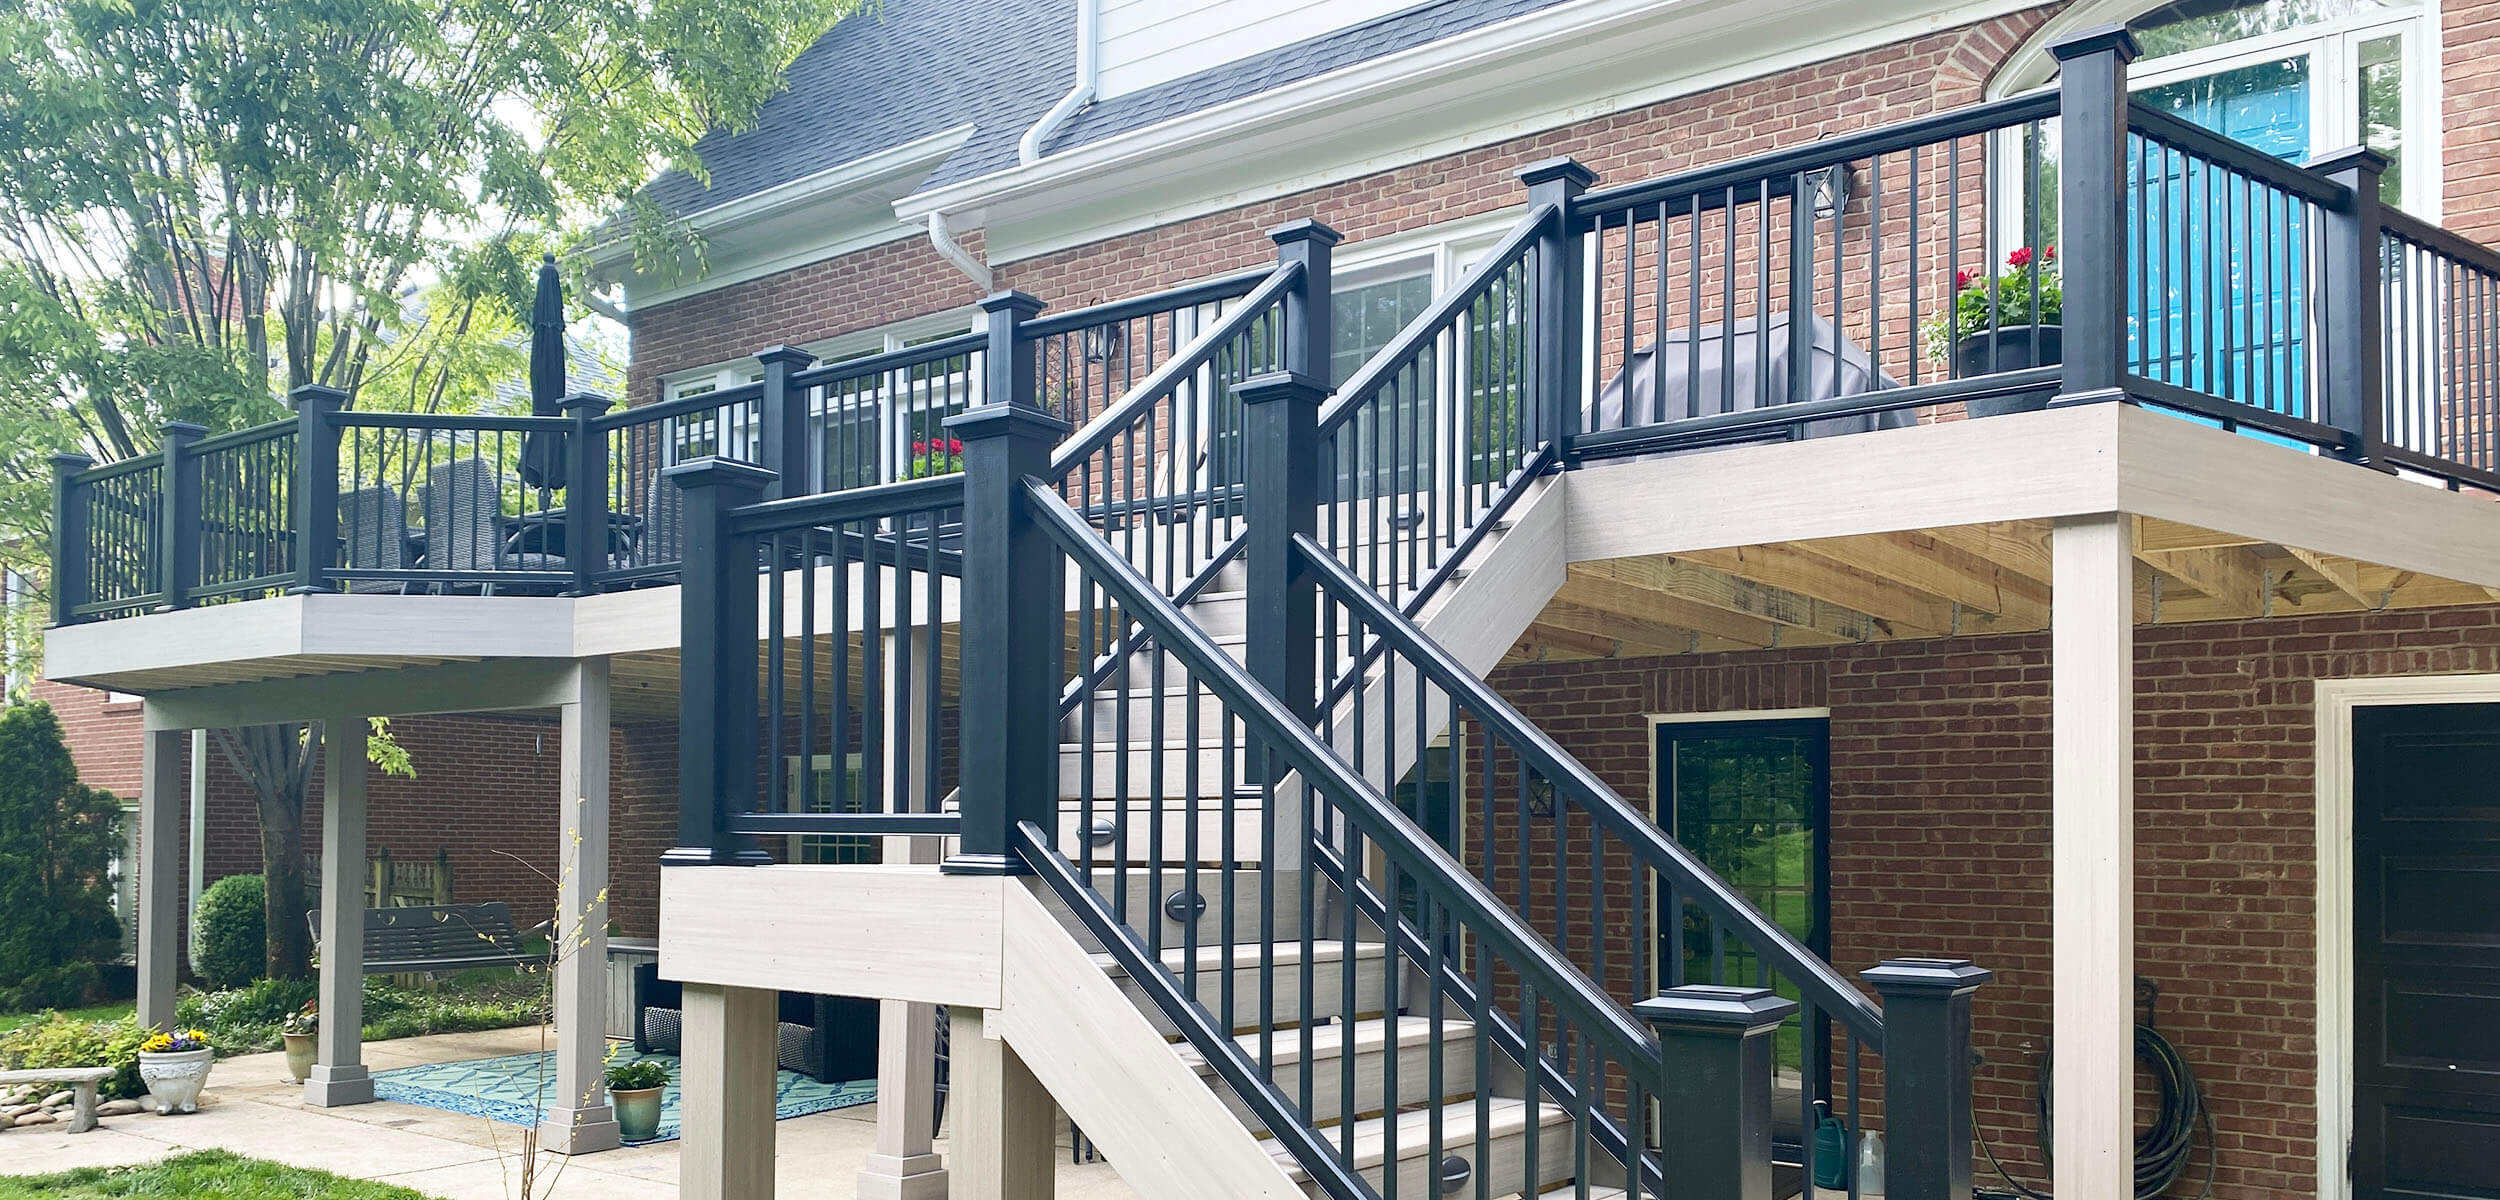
[948, 437, 964, 455]
[2006, 246, 2034, 268]
[911, 438, 928, 454]
[1955, 269, 1975, 289]
[2042, 245, 2056, 263]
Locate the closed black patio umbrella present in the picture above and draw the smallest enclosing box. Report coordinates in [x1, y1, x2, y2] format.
[520, 253, 567, 494]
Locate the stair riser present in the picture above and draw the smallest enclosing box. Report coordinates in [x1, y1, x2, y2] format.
[1057, 748, 1252, 799]
[1041, 868, 1318, 953]
[1315, 1110, 1581, 1200]
[1122, 952, 1387, 1037]
[1050, 803, 1271, 865]
[1214, 1032, 1479, 1135]
[1061, 693, 1236, 743]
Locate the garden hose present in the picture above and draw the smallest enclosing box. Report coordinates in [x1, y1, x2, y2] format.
[1972, 980, 2215, 1200]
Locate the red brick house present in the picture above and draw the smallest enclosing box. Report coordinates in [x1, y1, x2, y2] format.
[44, 0, 2500, 1196]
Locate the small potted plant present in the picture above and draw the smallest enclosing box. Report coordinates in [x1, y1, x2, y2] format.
[905, 435, 964, 479]
[606, 1055, 671, 1143]
[1927, 245, 2061, 415]
[281, 1002, 318, 1084]
[137, 1028, 215, 1114]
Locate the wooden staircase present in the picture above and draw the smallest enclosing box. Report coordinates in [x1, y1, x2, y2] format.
[1018, 473, 1627, 1199]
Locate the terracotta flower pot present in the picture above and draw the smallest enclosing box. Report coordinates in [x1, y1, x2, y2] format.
[613, 1085, 665, 1143]
[282, 1033, 317, 1084]
[138, 1048, 213, 1114]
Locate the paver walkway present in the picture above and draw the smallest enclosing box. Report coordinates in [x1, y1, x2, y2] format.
[0, 1027, 1139, 1199]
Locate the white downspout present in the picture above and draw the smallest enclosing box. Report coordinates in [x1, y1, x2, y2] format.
[926, 211, 992, 291]
[1018, 0, 1099, 166]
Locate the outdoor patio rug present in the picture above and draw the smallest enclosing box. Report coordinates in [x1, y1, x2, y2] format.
[371, 1047, 874, 1144]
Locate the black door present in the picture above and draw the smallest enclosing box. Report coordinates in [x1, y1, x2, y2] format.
[2352, 704, 2500, 1199]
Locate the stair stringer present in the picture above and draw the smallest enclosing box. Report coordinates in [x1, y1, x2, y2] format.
[1318, 470, 1569, 796]
[994, 879, 1309, 1200]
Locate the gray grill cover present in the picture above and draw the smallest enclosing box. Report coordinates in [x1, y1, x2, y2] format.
[1591, 311, 1912, 442]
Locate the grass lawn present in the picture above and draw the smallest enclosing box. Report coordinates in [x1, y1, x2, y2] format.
[0, 1003, 132, 1038]
[0, 1150, 438, 1198]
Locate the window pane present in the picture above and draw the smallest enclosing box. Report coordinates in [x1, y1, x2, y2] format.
[1330, 272, 1436, 498]
[1332, 273, 1434, 386]
[1667, 731, 1822, 1075]
[2361, 33, 2405, 205]
[2136, 54, 2313, 160]
[2130, 0, 2410, 59]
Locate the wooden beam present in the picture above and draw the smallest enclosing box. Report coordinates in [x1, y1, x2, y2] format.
[2284, 546, 2373, 608]
[1925, 520, 2054, 585]
[1676, 544, 1951, 635]
[1558, 568, 1784, 648]
[1571, 556, 1884, 647]
[1799, 530, 2050, 627]
[2131, 520, 2268, 618]
[2132, 517, 2264, 553]
[1537, 600, 1711, 657]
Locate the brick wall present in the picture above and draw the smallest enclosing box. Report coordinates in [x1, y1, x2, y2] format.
[36, 677, 144, 798]
[1489, 605, 2500, 1199]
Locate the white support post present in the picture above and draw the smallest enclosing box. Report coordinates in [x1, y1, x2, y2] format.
[307, 719, 375, 1106]
[544, 657, 620, 1153]
[186, 729, 206, 946]
[948, 1008, 1055, 1200]
[680, 983, 779, 1200]
[136, 724, 185, 1032]
[2052, 512, 2134, 1198]
[863, 628, 949, 1200]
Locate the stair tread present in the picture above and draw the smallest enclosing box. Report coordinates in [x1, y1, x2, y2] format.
[1538, 1189, 1627, 1200]
[1267, 1096, 1572, 1175]
[1171, 1015, 1476, 1072]
[1095, 938, 1387, 976]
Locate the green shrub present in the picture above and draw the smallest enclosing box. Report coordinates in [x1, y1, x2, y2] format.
[190, 874, 266, 988]
[0, 702, 123, 1012]
[0, 1014, 150, 1099]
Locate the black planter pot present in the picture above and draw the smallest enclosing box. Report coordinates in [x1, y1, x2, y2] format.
[1951, 323, 2062, 417]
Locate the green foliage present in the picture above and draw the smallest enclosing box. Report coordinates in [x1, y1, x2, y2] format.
[0, 0, 859, 655]
[190, 874, 268, 989]
[0, 702, 123, 1012]
[172, 972, 542, 1055]
[605, 1056, 670, 1091]
[0, 1014, 151, 1100]
[1922, 247, 2063, 361]
[366, 717, 416, 779]
[0, 1149, 440, 1198]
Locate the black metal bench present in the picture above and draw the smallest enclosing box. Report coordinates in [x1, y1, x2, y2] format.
[307, 902, 544, 974]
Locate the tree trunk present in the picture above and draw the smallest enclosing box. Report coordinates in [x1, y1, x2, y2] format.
[213, 723, 319, 981]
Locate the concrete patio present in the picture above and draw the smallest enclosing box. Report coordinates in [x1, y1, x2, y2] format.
[0, 1027, 1141, 1199]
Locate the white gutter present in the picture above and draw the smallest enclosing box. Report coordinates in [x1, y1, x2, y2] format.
[925, 212, 992, 291]
[1017, 0, 1099, 166]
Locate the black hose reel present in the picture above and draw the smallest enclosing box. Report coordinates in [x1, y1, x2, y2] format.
[1976, 979, 2215, 1200]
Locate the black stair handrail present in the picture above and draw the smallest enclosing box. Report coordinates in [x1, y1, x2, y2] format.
[1048, 261, 1302, 480]
[1294, 531, 1886, 1047]
[1317, 202, 1554, 437]
[1021, 473, 1664, 1073]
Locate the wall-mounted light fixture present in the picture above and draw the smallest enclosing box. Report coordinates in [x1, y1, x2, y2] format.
[1807, 164, 1851, 219]
[1083, 323, 1123, 364]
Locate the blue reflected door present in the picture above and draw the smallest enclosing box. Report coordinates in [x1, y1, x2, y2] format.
[2130, 54, 2315, 420]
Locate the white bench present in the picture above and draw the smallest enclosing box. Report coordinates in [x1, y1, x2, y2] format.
[0, 1066, 116, 1133]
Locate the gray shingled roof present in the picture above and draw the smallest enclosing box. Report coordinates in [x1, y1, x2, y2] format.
[643, 0, 1073, 218]
[648, 0, 1576, 219]
[920, 0, 1579, 191]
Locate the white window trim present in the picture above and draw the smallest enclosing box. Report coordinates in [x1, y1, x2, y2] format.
[1992, 0, 2443, 220]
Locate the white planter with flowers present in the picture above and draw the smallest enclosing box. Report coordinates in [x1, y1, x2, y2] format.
[137, 1030, 215, 1114]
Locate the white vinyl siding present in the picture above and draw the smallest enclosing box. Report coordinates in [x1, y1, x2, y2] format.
[1096, 0, 1439, 99]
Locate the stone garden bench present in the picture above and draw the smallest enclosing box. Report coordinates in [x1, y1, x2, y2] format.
[0, 1066, 116, 1133]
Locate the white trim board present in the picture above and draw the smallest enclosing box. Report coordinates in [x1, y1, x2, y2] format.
[900, 0, 2047, 265]
[2310, 672, 2500, 1200]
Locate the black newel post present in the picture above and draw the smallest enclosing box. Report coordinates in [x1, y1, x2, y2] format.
[287, 384, 348, 595]
[561, 392, 612, 597]
[663, 457, 776, 867]
[1519, 157, 1594, 462]
[1242, 218, 1339, 730]
[755, 345, 817, 499]
[1637, 985, 1797, 1200]
[945, 290, 1067, 876]
[2315, 146, 2392, 468]
[157, 422, 205, 612]
[1863, 958, 1993, 1200]
[2048, 25, 2140, 406]
[50, 452, 95, 626]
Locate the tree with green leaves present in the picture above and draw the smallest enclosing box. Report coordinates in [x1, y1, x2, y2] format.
[0, 0, 860, 976]
[0, 701, 124, 1010]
